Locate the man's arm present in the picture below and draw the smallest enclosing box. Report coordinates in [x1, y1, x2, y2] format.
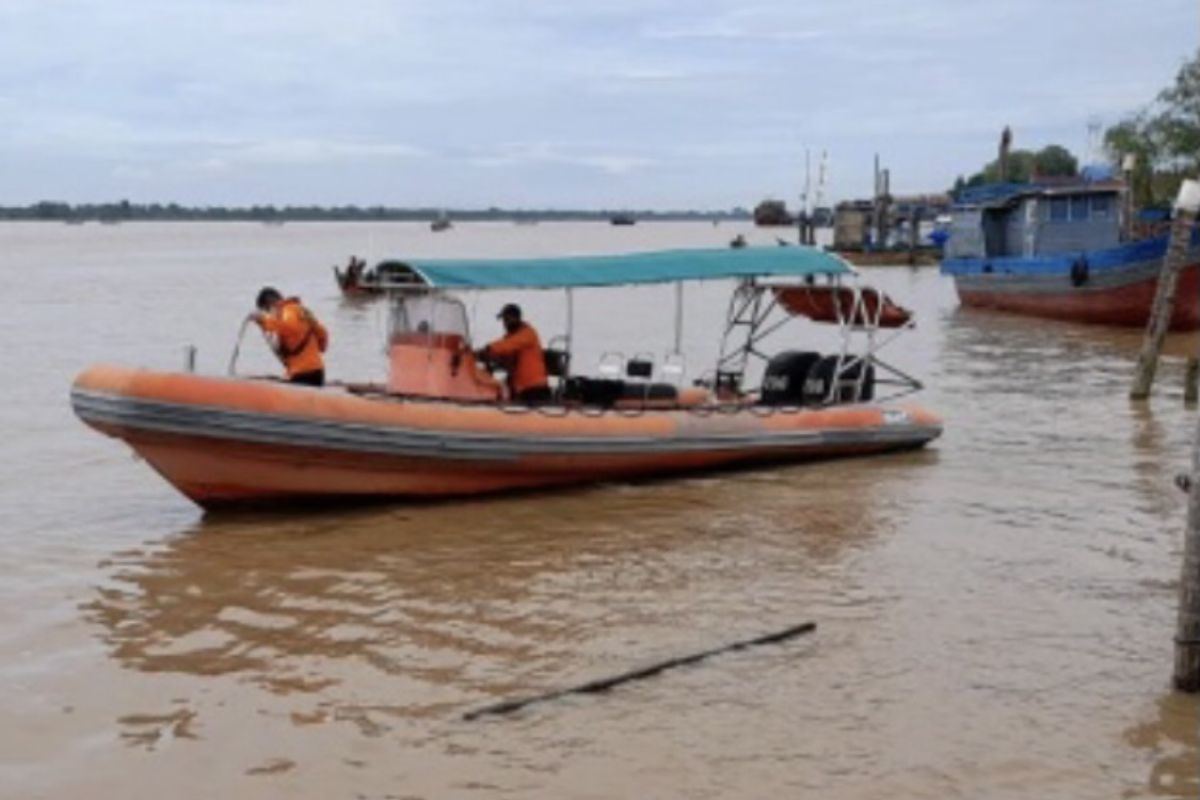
[256, 307, 307, 347]
[484, 327, 534, 359]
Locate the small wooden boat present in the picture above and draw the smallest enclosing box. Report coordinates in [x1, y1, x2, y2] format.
[333, 259, 423, 298]
[940, 181, 1200, 329]
[73, 248, 941, 508]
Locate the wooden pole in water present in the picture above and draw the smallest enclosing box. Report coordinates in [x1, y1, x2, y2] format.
[1130, 180, 1200, 400]
[1177, 414, 1200, 690]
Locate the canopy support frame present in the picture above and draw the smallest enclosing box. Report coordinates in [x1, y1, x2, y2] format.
[711, 278, 923, 404]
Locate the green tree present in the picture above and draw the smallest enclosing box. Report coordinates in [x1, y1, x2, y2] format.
[1033, 145, 1078, 177]
[952, 144, 1078, 194]
[1105, 49, 1200, 205]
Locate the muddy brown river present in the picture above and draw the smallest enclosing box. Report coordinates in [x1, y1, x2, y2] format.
[0, 221, 1197, 798]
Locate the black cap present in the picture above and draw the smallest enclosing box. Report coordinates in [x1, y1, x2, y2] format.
[497, 303, 522, 320]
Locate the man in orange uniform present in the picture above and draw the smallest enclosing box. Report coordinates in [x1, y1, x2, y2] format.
[477, 303, 550, 404]
[250, 287, 329, 386]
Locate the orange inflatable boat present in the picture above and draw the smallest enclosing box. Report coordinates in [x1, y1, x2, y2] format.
[72, 248, 941, 508]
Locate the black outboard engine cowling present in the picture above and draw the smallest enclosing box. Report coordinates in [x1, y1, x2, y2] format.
[803, 355, 875, 404]
[760, 351, 821, 405]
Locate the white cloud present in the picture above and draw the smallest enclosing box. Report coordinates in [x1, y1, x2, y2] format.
[468, 142, 653, 175]
[0, 0, 1195, 205]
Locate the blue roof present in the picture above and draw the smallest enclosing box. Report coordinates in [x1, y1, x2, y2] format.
[390, 247, 852, 289]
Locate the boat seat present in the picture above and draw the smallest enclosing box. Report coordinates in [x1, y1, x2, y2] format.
[563, 376, 679, 408]
[543, 348, 571, 378]
[563, 376, 624, 407]
[626, 355, 654, 380]
[661, 353, 686, 386]
[598, 352, 624, 379]
[620, 382, 676, 401]
[541, 336, 572, 400]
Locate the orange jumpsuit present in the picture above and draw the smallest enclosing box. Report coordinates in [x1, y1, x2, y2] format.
[483, 322, 548, 397]
[257, 298, 328, 378]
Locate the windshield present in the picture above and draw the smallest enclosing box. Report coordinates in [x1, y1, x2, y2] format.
[389, 293, 471, 339]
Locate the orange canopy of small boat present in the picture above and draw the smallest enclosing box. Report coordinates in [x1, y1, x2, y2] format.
[773, 286, 912, 328]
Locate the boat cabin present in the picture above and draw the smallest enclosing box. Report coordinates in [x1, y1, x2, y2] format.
[945, 182, 1123, 260]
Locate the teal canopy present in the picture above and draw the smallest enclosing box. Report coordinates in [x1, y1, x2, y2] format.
[381, 247, 852, 290]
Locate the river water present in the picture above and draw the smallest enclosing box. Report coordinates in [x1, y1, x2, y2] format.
[1, 221, 1197, 798]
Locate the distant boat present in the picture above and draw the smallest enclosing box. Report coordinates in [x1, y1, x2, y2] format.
[941, 180, 1200, 329]
[431, 211, 452, 232]
[334, 258, 423, 298]
[753, 200, 794, 227]
[610, 214, 636, 226]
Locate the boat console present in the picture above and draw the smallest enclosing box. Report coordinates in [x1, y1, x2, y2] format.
[386, 293, 502, 401]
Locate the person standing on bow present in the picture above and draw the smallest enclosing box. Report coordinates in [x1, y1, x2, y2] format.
[476, 303, 550, 404]
[249, 287, 329, 386]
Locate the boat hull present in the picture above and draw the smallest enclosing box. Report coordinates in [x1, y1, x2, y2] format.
[942, 237, 1200, 330]
[71, 365, 942, 509]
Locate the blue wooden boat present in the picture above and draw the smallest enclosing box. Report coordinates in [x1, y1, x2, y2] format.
[940, 180, 1200, 329]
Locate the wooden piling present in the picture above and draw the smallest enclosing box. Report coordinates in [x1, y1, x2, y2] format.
[1130, 180, 1200, 400]
[908, 209, 922, 266]
[1177, 415, 1200, 690]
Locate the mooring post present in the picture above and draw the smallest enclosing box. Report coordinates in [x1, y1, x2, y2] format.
[1130, 180, 1200, 400]
[1177, 410, 1200, 690]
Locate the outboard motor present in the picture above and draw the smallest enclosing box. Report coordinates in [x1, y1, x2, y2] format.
[760, 351, 821, 405]
[803, 355, 875, 405]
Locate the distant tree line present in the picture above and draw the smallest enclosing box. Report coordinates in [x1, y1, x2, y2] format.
[0, 200, 753, 223]
[1105, 48, 1200, 208]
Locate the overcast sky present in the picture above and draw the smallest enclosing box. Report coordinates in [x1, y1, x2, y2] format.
[0, 0, 1195, 209]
